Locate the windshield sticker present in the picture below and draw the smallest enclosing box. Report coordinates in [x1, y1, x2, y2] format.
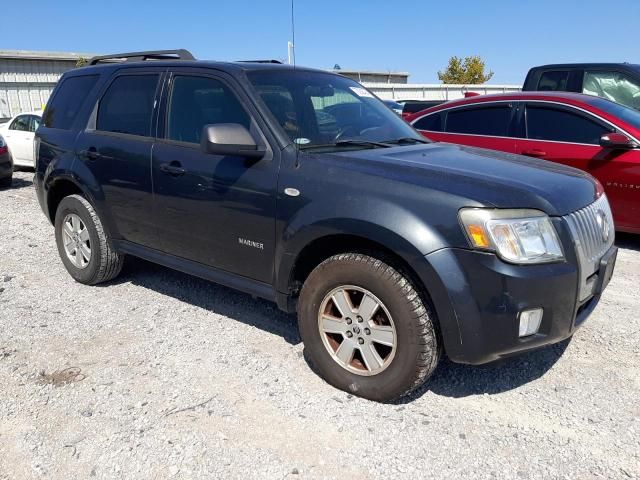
[349, 87, 374, 98]
[294, 137, 311, 145]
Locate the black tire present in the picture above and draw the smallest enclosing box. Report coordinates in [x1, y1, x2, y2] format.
[54, 194, 124, 285]
[0, 175, 11, 188]
[298, 253, 441, 402]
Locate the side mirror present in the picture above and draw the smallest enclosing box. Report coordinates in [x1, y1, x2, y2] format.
[200, 123, 265, 159]
[599, 132, 638, 150]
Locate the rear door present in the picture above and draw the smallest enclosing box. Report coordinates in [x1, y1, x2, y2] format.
[516, 102, 639, 228]
[151, 68, 278, 283]
[74, 68, 165, 249]
[412, 102, 518, 153]
[4, 114, 32, 163]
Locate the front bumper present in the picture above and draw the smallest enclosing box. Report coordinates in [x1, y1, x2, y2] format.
[421, 241, 616, 365]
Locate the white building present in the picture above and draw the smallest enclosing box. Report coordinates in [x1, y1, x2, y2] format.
[0, 50, 93, 120]
[365, 82, 521, 101]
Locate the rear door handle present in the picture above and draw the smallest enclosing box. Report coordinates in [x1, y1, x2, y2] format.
[521, 149, 547, 158]
[159, 161, 186, 176]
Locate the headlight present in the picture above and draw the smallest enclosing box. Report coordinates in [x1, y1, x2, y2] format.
[459, 208, 564, 264]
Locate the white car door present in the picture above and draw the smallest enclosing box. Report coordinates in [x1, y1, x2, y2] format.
[24, 115, 40, 164]
[3, 114, 33, 165]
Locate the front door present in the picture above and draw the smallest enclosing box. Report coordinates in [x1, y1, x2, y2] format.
[151, 70, 278, 283]
[517, 102, 639, 229]
[74, 69, 165, 249]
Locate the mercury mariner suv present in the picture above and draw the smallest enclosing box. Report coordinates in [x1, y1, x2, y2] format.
[34, 50, 617, 402]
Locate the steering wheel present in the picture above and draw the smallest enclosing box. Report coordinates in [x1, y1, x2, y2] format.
[333, 126, 359, 143]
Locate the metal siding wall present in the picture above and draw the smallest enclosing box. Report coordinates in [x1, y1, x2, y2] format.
[364, 83, 522, 100]
[0, 58, 75, 118]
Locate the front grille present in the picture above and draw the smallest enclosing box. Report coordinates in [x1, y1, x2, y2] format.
[563, 195, 615, 301]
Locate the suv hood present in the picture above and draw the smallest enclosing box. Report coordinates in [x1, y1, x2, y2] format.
[335, 142, 598, 216]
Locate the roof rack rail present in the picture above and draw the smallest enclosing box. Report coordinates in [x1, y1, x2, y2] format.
[237, 59, 283, 64]
[89, 49, 195, 65]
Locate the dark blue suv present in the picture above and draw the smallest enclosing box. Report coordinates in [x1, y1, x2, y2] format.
[35, 50, 617, 401]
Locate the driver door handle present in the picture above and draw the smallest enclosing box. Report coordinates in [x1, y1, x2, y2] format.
[521, 149, 547, 158]
[159, 161, 186, 176]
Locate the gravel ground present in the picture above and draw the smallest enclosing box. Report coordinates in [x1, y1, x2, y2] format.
[0, 170, 639, 480]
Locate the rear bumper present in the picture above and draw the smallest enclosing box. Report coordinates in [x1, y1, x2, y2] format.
[420, 245, 614, 365]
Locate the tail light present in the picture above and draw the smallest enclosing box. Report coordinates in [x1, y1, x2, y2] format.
[0, 135, 7, 155]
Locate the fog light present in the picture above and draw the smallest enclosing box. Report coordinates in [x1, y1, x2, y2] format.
[519, 308, 543, 337]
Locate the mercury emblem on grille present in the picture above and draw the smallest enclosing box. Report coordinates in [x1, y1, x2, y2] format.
[595, 209, 610, 243]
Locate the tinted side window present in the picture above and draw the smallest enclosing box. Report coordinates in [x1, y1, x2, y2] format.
[9, 115, 30, 131]
[446, 106, 512, 136]
[526, 105, 612, 144]
[413, 112, 443, 132]
[167, 76, 250, 144]
[537, 71, 570, 91]
[43, 75, 99, 129]
[97, 75, 159, 137]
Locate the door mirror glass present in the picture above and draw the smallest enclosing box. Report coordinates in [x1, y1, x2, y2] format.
[201, 123, 264, 159]
[599, 132, 638, 149]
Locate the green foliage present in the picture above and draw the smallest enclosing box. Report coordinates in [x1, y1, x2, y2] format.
[75, 57, 88, 68]
[438, 56, 494, 84]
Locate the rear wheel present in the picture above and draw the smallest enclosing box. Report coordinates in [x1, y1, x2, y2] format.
[54, 194, 123, 285]
[298, 253, 441, 402]
[0, 175, 11, 188]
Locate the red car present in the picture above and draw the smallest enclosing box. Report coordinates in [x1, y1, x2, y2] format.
[407, 92, 640, 233]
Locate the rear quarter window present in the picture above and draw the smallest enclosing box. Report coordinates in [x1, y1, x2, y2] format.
[413, 112, 444, 132]
[43, 75, 99, 130]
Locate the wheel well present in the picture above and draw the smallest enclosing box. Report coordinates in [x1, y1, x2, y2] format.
[290, 234, 426, 298]
[47, 180, 83, 222]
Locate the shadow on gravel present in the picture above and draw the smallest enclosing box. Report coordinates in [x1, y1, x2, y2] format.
[107, 257, 301, 345]
[398, 338, 571, 401]
[5, 176, 33, 189]
[616, 232, 640, 252]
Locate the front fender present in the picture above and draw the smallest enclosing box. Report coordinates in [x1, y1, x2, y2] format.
[275, 195, 450, 293]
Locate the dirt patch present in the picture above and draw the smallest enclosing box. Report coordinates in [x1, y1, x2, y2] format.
[36, 367, 86, 386]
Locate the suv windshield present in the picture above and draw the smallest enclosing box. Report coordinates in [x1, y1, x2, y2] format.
[247, 70, 425, 151]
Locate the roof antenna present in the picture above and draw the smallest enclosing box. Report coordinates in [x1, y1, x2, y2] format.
[289, 0, 296, 68]
[290, 0, 301, 168]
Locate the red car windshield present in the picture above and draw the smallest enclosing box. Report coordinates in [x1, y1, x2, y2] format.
[584, 96, 640, 130]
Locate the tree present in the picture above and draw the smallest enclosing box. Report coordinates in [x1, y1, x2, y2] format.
[437, 56, 494, 84]
[75, 57, 88, 68]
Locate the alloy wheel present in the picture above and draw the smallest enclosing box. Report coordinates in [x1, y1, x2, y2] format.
[317, 285, 397, 376]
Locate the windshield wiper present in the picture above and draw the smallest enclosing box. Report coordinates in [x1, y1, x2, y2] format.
[335, 139, 392, 148]
[381, 137, 430, 145]
[299, 139, 392, 151]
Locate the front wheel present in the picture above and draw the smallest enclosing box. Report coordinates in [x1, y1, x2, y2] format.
[298, 253, 441, 402]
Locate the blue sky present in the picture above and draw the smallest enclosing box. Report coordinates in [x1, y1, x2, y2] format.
[3, 0, 639, 84]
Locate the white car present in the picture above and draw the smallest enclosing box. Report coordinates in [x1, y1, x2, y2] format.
[0, 111, 42, 168]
